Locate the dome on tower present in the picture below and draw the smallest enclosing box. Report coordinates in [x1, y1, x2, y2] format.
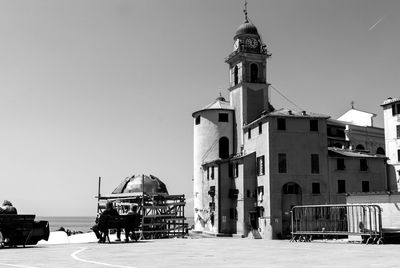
[235, 21, 259, 38]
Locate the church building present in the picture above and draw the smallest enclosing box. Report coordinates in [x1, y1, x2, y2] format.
[192, 8, 388, 239]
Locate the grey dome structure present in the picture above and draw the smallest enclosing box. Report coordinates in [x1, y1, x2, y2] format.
[234, 21, 259, 38]
[112, 174, 169, 195]
[96, 173, 186, 239]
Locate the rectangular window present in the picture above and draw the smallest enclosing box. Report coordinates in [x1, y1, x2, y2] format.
[311, 154, 319, 174]
[257, 156, 265, 176]
[398, 150, 400, 162]
[392, 104, 400, 116]
[397, 125, 400, 139]
[310, 119, 318, 131]
[360, 159, 368, 171]
[259, 122, 263, 134]
[219, 113, 229, 122]
[229, 189, 239, 198]
[337, 158, 345, 170]
[338, 180, 346, 193]
[277, 118, 286, 130]
[208, 186, 215, 198]
[195, 116, 201, 125]
[278, 153, 287, 173]
[257, 206, 264, 217]
[337, 129, 345, 138]
[234, 163, 238, 178]
[248, 128, 251, 139]
[207, 167, 209, 180]
[246, 189, 251, 198]
[312, 183, 320, 194]
[362, 181, 370, 192]
[211, 166, 215, 180]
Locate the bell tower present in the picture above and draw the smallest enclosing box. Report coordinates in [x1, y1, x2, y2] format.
[225, 3, 272, 153]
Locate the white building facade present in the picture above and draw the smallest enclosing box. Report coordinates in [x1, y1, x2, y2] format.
[382, 97, 400, 190]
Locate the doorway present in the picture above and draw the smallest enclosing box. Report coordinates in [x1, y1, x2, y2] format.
[281, 182, 302, 238]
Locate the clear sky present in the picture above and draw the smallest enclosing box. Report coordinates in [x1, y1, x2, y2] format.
[0, 0, 399, 217]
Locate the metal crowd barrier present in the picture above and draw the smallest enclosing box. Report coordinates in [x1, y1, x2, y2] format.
[290, 204, 382, 244]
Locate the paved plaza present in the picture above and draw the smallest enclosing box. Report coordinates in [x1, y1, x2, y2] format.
[0, 237, 399, 268]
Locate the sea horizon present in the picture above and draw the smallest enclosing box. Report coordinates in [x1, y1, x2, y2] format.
[36, 216, 194, 233]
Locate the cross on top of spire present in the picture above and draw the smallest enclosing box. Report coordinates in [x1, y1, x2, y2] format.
[243, 0, 248, 22]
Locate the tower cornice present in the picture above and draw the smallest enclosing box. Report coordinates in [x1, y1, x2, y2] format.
[225, 50, 270, 64]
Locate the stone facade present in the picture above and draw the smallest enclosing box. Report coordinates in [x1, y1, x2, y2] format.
[192, 13, 388, 239]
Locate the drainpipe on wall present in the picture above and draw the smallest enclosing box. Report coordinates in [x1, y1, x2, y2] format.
[233, 113, 237, 155]
[326, 155, 331, 204]
[218, 163, 221, 234]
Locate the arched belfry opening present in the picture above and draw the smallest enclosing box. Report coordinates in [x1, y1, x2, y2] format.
[250, 63, 258, 83]
[219, 137, 229, 159]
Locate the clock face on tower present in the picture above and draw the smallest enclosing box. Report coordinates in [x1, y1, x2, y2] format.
[246, 38, 258, 48]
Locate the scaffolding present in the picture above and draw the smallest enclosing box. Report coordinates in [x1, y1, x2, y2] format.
[96, 177, 187, 239]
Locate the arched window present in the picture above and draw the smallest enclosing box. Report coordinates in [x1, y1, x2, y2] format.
[234, 66, 238, 85]
[219, 137, 229, 159]
[376, 147, 385, 155]
[250, 63, 258, 83]
[356, 144, 365, 151]
[282, 182, 301, 195]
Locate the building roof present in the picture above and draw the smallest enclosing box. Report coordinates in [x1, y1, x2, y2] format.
[327, 118, 384, 132]
[267, 108, 329, 118]
[337, 108, 376, 127]
[341, 108, 376, 117]
[381, 97, 400, 106]
[244, 108, 329, 129]
[201, 151, 255, 166]
[328, 147, 387, 159]
[192, 96, 233, 117]
[202, 96, 231, 110]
